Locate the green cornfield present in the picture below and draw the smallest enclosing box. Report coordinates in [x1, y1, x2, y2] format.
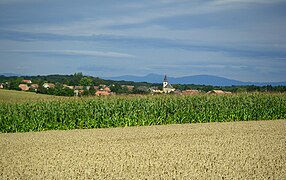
[1, 93, 286, 133]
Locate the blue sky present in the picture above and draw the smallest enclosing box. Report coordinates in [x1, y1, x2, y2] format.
[0, 0, 286, 82]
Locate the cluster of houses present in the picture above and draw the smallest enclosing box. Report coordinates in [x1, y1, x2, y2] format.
[1, 75, 232, 96]
[14, 79, 136, 96]
[71, 85, 114, 96]
[18, 80, 39, 91]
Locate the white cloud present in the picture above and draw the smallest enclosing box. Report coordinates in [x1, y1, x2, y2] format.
[212, 0, 285, 6]
[60, 50, 135, 58]
[7, 0, 285, 44]
[0, 50, 135, 58]
[0, 0, 38, 5]
[1, 0, 285, 81]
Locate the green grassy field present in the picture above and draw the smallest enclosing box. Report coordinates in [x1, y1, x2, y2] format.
[0, 89, 62, 103]
[0, 90, 286, 133]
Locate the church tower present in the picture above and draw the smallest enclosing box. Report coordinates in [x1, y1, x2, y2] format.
[163, 75, 168, 88]
[163, 75, 175, 93]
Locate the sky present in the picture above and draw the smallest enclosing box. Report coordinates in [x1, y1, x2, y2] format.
[0, 0, 286, 82]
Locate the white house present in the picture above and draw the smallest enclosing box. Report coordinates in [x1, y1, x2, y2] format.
[43, 83, 55, 89]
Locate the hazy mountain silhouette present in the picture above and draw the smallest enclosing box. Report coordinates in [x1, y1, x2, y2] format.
[104, 74, 286, 86]
[0, 73, 23, 77]
[2, 72, 285, 86]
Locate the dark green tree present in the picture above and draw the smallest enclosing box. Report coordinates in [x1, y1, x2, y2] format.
[80, 77, 93, 86]
[71, 72, 83, 85]
[110, 84, 122, 94]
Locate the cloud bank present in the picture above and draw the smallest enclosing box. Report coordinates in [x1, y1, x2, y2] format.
[0, 0, 285, 82]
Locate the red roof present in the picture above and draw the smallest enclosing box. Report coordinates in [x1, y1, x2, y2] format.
[207, 90, 225, 94]
[95, 90, 110, 96]
[19, 84, 29, 91]
[74, 86, 84, 90]
[122, 85, 135, 90]
[182, 90, 200, 95]
[127, 85, 134, 90]
[103, 87, 111, 92]
[30, 84, 39, 89]
[22, 80, 32, 83]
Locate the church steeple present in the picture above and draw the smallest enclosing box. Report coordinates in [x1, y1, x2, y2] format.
[164, 75, 168, 82]
[163, 75, 168, 88]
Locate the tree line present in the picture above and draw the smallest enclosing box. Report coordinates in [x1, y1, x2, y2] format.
[1, 73, 286, 97]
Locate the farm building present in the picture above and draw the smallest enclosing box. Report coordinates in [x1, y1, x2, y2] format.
[22, 80, 32, 84]
[207, 90, 232, 94]
[150, 87, 163, 94]
[103, 87, 111, 92]
[74, 86, 84, 90]
[63, 85, 74, 90]
[18, 84, 29, 91]
[74, 90, 84, 96]
[182, 90, 200, 95]
[122, 85, 135, 91]
[30, 84, 39, 90]
[43, 83, 55, 89]
[95, 90, 110, 96]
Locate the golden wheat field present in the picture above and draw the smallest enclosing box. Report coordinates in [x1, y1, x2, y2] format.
[1, 120, 285, 179]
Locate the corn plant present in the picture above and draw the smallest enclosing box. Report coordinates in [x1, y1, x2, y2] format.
[0, 93, 286, 133]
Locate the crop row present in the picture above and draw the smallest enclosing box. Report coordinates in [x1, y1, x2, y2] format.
[1, 93, 286, 132]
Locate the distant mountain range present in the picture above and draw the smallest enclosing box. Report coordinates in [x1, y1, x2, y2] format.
[0, 73, 24, 77]
[104, 73, 286, 86]
[1, 72, 285, 86]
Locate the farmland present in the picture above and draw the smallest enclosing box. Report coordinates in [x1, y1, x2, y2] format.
[0, 90, 286, 133]
[1, 120, 285, 179]
[0, 89, 63, 104]
[1, 90, 285, 179]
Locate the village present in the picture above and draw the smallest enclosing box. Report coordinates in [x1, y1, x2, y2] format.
[0, 75, 232, 96]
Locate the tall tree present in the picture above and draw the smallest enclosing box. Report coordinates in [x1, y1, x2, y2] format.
[80, 77, 93, 86]
[72, 72, 83, 85]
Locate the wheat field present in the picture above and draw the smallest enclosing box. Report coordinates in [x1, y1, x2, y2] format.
[1, 120, 285, 179]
